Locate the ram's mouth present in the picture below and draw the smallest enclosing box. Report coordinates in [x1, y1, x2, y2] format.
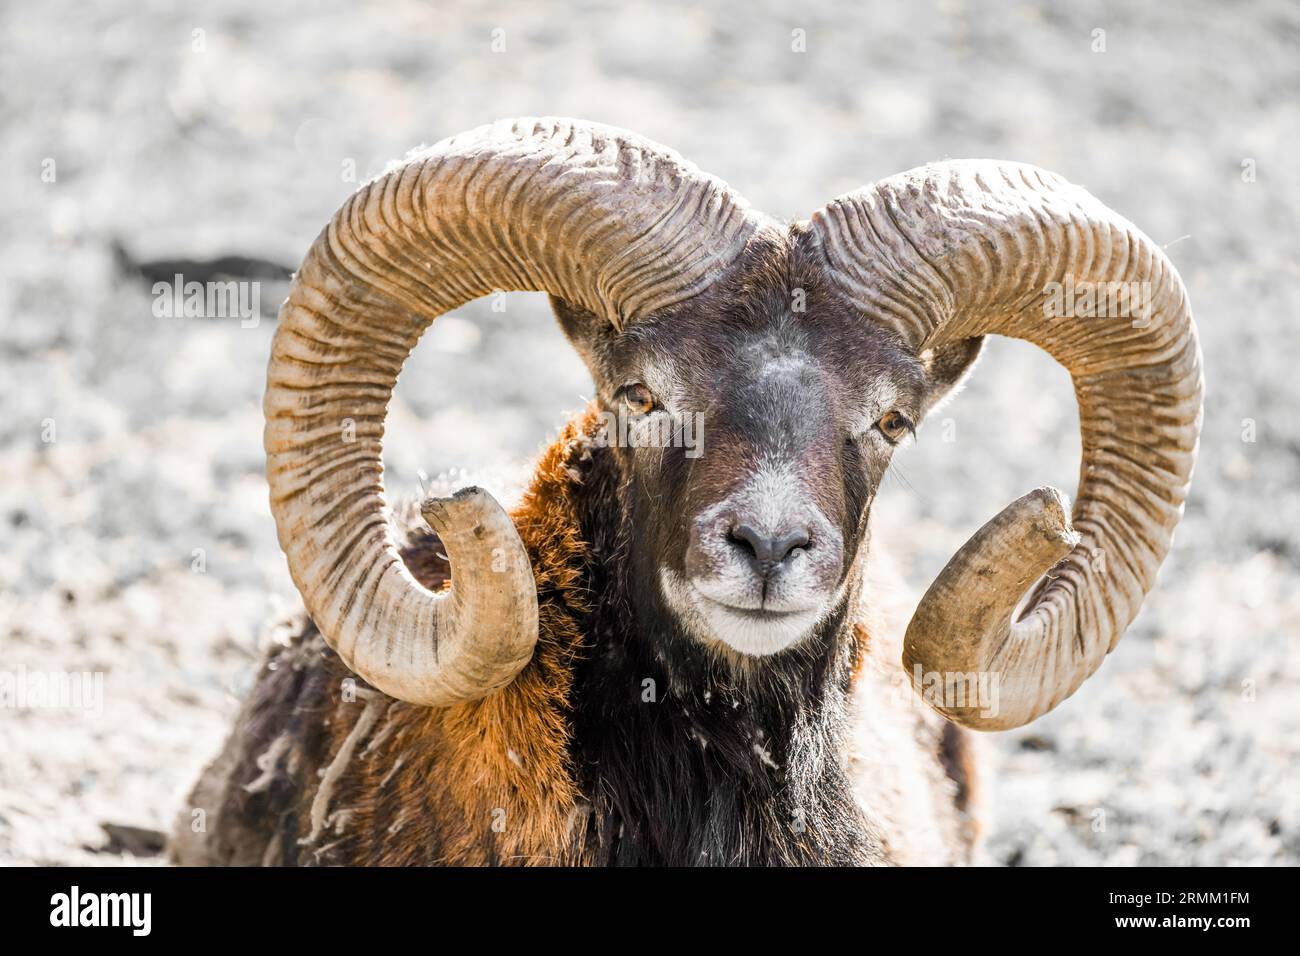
[701, 599, 807, 622]
[692, 594, 825, 656]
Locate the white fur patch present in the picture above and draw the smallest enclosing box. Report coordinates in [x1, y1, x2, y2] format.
[662, 459, 847, 656]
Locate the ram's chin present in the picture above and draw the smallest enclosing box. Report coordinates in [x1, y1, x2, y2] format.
[659, 568, 825, 656]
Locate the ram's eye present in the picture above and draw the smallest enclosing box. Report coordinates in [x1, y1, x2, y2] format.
[620, 383, 656, 415]
[876, 410, 914, 444]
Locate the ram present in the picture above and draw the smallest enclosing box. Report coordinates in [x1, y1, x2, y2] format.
[171, 117, 1202, 866]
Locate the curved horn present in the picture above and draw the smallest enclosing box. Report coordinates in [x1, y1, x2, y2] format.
[266, 117, 761, 706]
[812, 161, 1202, 730]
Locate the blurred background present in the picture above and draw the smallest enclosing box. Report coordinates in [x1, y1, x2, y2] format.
[2, 0, 1297, 865]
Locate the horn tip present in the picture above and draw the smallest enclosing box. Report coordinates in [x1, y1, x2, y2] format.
[1023, 486, 1077, 546]
[420, 484, 484, 517]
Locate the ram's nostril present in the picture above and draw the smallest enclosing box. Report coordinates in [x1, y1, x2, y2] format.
[773, 529, 811, 562]
[728, 524, 761, 561]
[728, 523, 812, 569]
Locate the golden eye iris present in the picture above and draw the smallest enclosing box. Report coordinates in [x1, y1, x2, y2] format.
[877, 410, 913, 443]
[621, 383, 656, 415]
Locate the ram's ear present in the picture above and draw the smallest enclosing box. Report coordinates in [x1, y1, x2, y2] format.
[548, 295, 614, 369]
[919, 336, 984, 419]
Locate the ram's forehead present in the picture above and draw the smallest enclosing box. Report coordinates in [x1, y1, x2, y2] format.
[632, 315, 928, 417]
[613, 233, 933, 407]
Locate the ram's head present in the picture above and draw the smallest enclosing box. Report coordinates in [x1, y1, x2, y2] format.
[549, 233, 986, 660]
[264, 118, 1202, 730]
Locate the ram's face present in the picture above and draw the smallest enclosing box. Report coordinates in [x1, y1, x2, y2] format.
[553, 242, 982, 657]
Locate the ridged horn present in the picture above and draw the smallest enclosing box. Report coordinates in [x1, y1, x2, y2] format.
[812, 161, 1203, 730]
[265, 117, 760, 706]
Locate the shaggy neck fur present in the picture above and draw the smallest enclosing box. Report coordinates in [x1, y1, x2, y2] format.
[548, 416, 879, 866]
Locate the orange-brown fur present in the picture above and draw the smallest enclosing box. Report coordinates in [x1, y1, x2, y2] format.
[173, 414, 599, 864]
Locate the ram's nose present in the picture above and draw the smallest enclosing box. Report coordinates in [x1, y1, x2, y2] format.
[727, 522, 812, 576]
